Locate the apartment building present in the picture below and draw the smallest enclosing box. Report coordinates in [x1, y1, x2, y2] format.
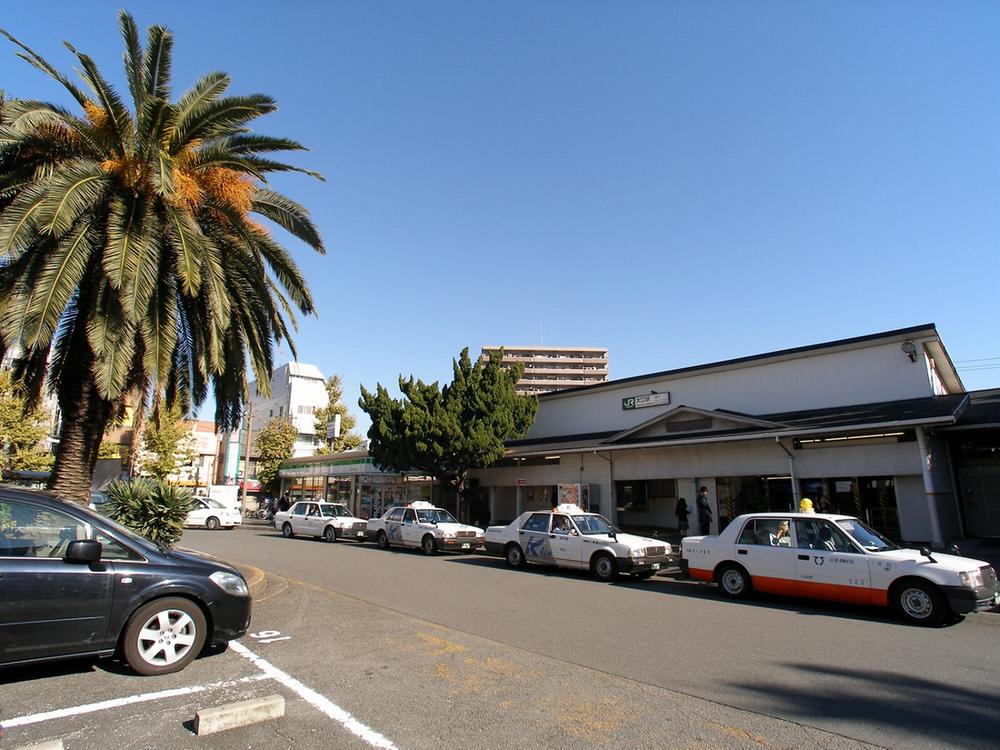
[481, 346, 609, 395]
[249, 362, 329, 457]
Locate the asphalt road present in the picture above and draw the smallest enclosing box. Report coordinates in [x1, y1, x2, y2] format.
[177, 524, 1000, 750]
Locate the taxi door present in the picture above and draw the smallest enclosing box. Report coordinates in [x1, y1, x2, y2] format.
[732, 518, 797, 596]
[518, 512, 554, 563]
[793, 519, 872, 605]
[549, 514, 585, 568]
[304, 503, 325, 536]
[287, 502, 310, 534]
[401, 509, 422, 546]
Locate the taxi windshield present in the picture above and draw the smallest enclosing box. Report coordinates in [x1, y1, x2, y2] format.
[835, 518, 899, 552]
[320, 504, 352, 517]
[416, 509, 458, 524]
[573, 514, 619, 536]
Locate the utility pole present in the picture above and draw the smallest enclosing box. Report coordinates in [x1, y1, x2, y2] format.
[239, 399, 254, 510]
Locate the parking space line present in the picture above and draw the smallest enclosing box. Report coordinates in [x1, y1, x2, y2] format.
[1, 674, 270, 730]
[229, 641, 398, 749]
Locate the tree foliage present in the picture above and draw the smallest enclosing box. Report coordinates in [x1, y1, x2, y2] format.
[0, 12, 324, 501]
[0, 368, 52, 477]
[105, 477, 194, 547]
[136, 402, 196, 479]
[254, 415, 297, 492]
[313, 374, 363, 453]
[359, 348, 537, 496]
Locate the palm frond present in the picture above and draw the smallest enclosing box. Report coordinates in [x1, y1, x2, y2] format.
[141, 271, 178, 392]
[251, 188, 325, 253]
[86, 281, 137, 399]
[102, 194, 145, 290]
[119, 11, 146, 114]
[63, 44, 132, 151]
[164, 206, 205, 295]
[20, 217, 95, 347]
[0, 182, 47, 256]
[35, 159, 108, 236]
[168, 72, 229, 149]
[143, 24, 173, 101]
[0, 29, 91, 107]
[173, 94, 277, 147]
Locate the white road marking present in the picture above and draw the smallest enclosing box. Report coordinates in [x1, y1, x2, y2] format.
[229, 640, 398, 749]
[1, 674, 270, 729]
[259, 636, 292, 643]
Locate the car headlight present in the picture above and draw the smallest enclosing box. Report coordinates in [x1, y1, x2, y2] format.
[959, 570, 984, 588]
[629, 548, 645, 558]
[439, 531, 452, 538]
[210, 571, 249, 597]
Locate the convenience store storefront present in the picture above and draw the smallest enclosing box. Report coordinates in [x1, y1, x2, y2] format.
[277, 450, 432, 519]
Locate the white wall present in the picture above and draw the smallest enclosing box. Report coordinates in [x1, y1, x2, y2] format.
[530, 340, 937, 439]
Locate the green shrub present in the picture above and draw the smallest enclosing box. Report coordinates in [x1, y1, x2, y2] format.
[105, 478, 195, 548]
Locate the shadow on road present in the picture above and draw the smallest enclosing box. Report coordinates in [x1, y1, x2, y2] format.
[730, 662, 999, 748]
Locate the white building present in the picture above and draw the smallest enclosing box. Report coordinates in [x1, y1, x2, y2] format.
[472, 324, 975, 547]
[249, 362, 329, 458]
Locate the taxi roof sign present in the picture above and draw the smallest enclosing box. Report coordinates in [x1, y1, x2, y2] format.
[554, 503, 587, 514]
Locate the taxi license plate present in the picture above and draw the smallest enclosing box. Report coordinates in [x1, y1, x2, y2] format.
[461, 543, 471, 549]
[651, 563, 661, 571]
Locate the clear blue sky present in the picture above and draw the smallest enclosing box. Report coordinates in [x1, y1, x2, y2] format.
[2, 1, 998, 432]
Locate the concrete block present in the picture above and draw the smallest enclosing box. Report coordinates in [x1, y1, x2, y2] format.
[194, 693, 285, 736]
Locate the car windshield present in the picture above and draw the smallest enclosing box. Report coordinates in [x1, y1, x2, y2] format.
[573, 514, 619, 536]
[320, 504, 352, 517]
[416, 509, 458, 524]
[835, 518, 899, 552]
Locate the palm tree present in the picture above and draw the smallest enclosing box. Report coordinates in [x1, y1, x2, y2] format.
[0, 12, 325, 502]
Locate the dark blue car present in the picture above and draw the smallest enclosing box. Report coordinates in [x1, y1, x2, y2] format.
[0, 487, 252, 675]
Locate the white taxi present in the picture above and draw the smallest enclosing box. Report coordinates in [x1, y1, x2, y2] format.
[484, 505, 673, 581]
[366, 501, 484, 554]
[185, 497, 241, 530]
[682, 512, 1000, 626]
[274, 501, 369, 542]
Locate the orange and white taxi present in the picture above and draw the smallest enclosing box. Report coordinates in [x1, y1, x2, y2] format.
[682, 512, 999, 625]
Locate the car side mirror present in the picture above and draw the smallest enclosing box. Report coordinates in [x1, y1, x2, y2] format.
[947, 543, 961, 556]
[65, 539, 102, 564]
[919, 546, 936, 563]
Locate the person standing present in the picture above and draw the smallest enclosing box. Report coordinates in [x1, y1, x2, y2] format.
[675, 497, 690, 536]
[696, 486, 713, 535]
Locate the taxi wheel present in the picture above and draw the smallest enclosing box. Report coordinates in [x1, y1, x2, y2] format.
[205, 516, 220, 531]
[323, 526, 336, 543]
[893, 579, 947, 626]
[505, 543, 526, 569]
[282, 522, 294, 539]
[592, 553, 619, 581]
[717, 563, 752, 599]
[421, 535, 437, 555]
[122, 597, 207, 676]
[376, 530, 390, 550]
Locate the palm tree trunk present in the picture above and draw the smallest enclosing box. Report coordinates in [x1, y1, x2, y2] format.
[47, 331, 114, 504]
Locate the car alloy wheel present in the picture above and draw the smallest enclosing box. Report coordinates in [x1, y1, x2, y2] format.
[323, 526, 336, 543]
[421, 535, 436, 555]
[593, 553, 618, 581]
[282, 522, 294, 538]
[122, 597, 207, 676]
[205, 516, 220, 531]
